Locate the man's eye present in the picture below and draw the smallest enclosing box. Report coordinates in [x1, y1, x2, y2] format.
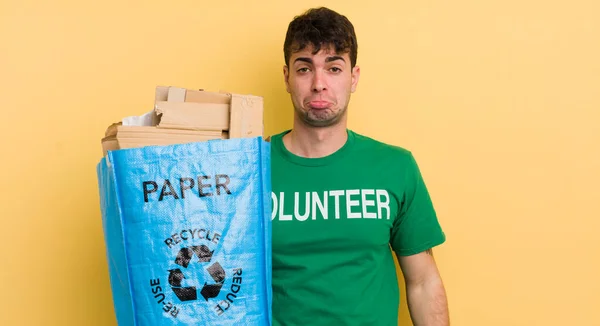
[297, 68, 310, 73]
[330, 67, 342, 73]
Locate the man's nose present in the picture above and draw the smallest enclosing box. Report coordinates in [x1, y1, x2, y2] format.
[312, 70, 326, 92]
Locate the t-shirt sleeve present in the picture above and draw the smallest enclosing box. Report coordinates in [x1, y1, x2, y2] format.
[390, 152, 446, 256]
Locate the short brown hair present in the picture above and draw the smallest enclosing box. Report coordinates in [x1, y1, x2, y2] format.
[283, 7, 358, 67]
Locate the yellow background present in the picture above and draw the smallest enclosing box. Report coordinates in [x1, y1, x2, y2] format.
[1, 0, 599, 325]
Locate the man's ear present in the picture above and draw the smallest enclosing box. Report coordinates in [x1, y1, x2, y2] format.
[283, 65, 290, 93]
[351, 65, 361, 93]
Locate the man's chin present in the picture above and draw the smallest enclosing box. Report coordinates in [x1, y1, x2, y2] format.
[302, 114, 342, 128]
[294, 106, 346, 128]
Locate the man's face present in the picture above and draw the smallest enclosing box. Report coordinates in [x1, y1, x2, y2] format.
[284, 44, 360, 128]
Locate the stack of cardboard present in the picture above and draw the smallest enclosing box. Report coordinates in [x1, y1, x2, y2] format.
[101, 86, 264, 156]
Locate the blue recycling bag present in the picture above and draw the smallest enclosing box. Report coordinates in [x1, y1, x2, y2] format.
[96, 137, 272, 325]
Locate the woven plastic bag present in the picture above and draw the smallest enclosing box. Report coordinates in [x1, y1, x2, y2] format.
[96, 137, 272, 325]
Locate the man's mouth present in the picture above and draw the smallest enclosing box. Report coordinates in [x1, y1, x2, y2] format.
[307, 101, 332, 109]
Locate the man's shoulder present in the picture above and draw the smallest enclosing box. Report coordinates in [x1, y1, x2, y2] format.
[264, 129, 290, 143]
[350, 130, 414, 160]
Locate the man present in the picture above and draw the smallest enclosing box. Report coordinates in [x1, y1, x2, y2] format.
[269, 7, 449, 326]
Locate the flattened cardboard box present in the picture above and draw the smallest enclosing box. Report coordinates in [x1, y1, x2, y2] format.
[101, 86, 264, 156]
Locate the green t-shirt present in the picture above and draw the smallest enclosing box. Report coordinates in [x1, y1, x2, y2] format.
[269, 129, 446, 326]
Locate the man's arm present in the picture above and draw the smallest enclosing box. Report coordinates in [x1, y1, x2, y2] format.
[397, 249, 449, 326]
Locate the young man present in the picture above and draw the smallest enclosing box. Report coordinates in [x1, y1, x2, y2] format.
[269, 7, 449, 326]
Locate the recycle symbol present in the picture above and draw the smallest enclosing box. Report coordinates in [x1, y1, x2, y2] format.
[168, 245, 225, 302]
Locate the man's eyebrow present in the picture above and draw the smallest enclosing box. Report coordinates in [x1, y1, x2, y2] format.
[293, 56, 346, 64]
[294, 57, 313, 64]
[325, 56, 345, 63]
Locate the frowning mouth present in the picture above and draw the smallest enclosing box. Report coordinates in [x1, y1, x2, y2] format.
[307, 100, 333, 109]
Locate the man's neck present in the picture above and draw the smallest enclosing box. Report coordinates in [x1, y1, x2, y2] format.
[283, 120, 348, 158]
